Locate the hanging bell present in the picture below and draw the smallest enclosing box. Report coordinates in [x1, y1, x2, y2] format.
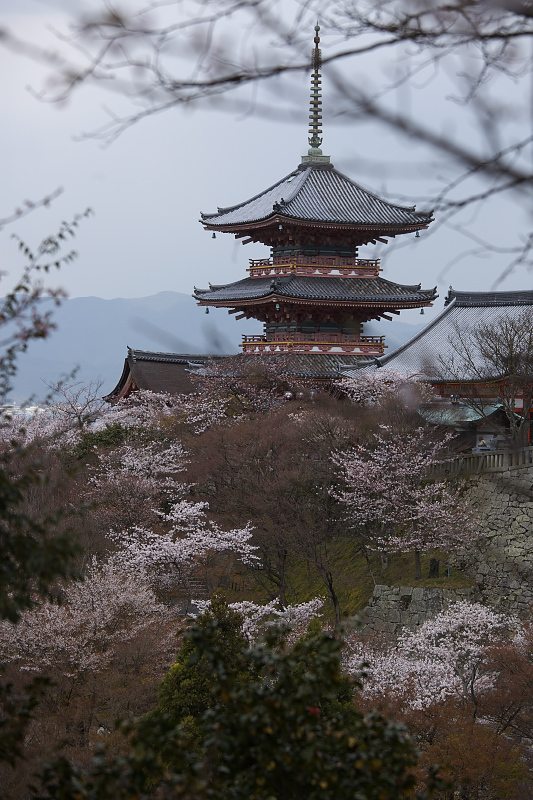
[205, 307, 210, 314]
[420, 308, 425, 315]
[212, 232, 216, 239]
[415, 231, 420, 238]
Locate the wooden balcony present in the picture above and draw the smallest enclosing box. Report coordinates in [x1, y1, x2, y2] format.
[248, 256, 381, 279]
[241, 332, 385, 356]
[426, 446, 533, 478]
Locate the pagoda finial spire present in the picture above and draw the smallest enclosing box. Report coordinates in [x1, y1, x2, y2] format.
[309, 24, 323, 150]
[302, 23, 330, 165]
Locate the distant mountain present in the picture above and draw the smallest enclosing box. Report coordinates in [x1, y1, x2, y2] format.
[9, 292, 425, 402]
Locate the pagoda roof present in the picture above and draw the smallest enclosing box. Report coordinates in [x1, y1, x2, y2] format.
[194, 274, 437, 306]
[200, 163, 433, 231]
[340, 289, 533, 382]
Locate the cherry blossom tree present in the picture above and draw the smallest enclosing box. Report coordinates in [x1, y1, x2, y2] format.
[102, 387, 230, 436]
[89, 440, 189, 496]
[344, 602, 521, 712]
[83, 438, 191, 531]
[0, 406, 78, 449]
[0, 555, 177, 678]
[43, 379, 106, 430]
[100, 389, 179, 430]
[332, 427, 477, 579]
[170, 390, 235, 435]
[193, 597, 324, 643]
[1, 382, 109, 452]
[110, 497, 258, 608]
[190, 354, 295, 416]
[335, 369, 420, 407]
[99, 357, 295, 437]
[342, 603, 531, 798]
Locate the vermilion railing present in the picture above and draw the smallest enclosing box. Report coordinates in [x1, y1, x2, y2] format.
[240, 333, 386, 355]
[242, 333, 384, 344]
[247, 257, 381, 279]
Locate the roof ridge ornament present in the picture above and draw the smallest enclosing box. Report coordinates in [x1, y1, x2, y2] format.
[301, 24, 331, 166]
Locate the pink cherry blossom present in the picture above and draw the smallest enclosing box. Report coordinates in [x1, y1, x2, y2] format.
[344, 602, 521, 710]
[332, 426, 477, 572]
[0, 555, 177, 676]
[193, 597, 324, 642]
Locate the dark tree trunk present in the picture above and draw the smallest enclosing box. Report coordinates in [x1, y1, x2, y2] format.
[428, 558, 440, 579]
[362, 546, 377, 587]
[414, 549, 422, 581]
[319, 568, 341, 624]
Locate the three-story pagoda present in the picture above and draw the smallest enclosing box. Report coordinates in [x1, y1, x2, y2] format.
[194, 26, 437, 377]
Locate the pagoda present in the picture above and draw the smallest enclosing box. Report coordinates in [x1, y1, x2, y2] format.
[194, 26, 437, 376]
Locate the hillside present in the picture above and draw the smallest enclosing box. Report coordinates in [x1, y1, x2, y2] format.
[9, 292, 424, 402]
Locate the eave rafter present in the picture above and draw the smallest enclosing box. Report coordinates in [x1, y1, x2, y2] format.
[202, 215, 430, 248]
[196, 295, 434, 310]
[196, 294, 434, 324]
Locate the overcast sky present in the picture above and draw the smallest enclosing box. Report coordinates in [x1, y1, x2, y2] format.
[1, 0, 531, 330]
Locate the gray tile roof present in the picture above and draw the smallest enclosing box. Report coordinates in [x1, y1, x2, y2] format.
[284, 353, 368, 378]
[194, 275, 437, 305]
[127, 349, 217, 365]
[341, 289, 533, 381]
[104, 350, 223, 400]
[447, 289, 533, 307]
[418, 403, 503, 426]
[104, 349, 366, 398]
[200, 164, 433, 228]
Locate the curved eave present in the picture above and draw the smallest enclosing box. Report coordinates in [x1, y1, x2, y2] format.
[431, 375, 510, 386]
[195, 293, 436, 309]
[103, 357, 135, 402]
[201, 213, 432, 235]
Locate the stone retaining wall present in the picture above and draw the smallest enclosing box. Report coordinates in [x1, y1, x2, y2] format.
[363, 585, 476, 635]
[362, 465, 533, 632]
[451, 466, 533, 616]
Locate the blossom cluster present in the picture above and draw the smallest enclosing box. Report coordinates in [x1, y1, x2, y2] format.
[0, 556, 177, 676]
[344, 602, 521, 710]
[89, 440, 189, 496]
[334, 369, 418, 406]
[332, 426, 476, 557]
[193, 597, 324, 643]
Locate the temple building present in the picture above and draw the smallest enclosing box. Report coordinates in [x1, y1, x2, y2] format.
[193, 25, 437, 378]
[341, 288, 533, 447]
[106, 26, 440, 401]
[103, 350, 220, 400]
[343, 288, 533, 390]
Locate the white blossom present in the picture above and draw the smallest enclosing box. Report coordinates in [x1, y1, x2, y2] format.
[335, 369, 430, 406]
[0, 556, 176, 676]
[193, 597, 324, 642]
[344, 602, 521, 709]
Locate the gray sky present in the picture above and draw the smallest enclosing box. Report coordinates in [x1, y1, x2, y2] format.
[1, 0, 531, 330]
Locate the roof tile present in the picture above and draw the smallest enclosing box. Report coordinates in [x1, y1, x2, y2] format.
[342, 291, 533, 381]
[194, 275, 437, 304]
[201, 164, 432, 228]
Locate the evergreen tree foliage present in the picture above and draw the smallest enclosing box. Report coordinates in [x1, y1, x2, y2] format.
[147, 593, 253, 752]
[39, 598, 437, 799]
